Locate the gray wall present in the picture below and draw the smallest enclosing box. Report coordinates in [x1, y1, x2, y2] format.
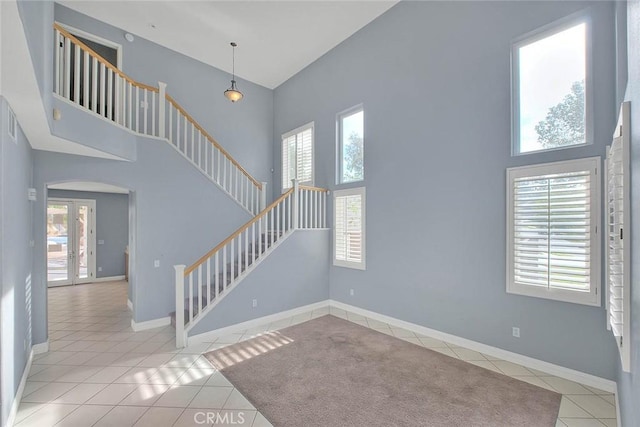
[47, 189, 129, 279]
[32, 134, 253, 344]
[274, 1, 618, 379]
[54, 4, 274, 192]
[16, 1, 53, 129]
[615, 1, 640, 425]
[0, 97, 34, 426]
[190, 230, 330, 336]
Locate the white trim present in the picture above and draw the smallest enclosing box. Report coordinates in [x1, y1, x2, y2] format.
[127, 299, 133, 311]
[281, 121, 315, 192]
[187, 300, 330, 346]
[329, 300, 617, 393]
[333, 186, 366, 270]
[337, 104, 365, 185]
[54, 21, 123, 70]
[615, 384, 622, 427]
[511, 9, 593, 156]
[505, 157, 601, 306]
[91, 275, 126, 283]
[131, 316, 171, 331]
[32, 340, 49, 355]
[6, 348, 34, 427]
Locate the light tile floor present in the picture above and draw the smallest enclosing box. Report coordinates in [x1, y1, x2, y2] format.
[16, 281, 617, 427]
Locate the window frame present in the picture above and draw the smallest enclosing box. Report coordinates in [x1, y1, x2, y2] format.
[506, 157, 600, 306]
[337, 105, 364, 185]
[511, 11, 593, 156]
[333, 186, 366, 270]
[281, 122, 314, 192]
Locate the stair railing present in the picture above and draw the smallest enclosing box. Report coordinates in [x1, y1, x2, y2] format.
[53, 23, 264, 214]
[173, 180, 328, 347]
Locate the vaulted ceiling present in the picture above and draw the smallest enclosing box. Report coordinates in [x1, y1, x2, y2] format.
[59, 1, 398, 89]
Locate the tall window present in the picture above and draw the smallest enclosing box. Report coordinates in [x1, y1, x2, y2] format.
[512, 16, 590, 154]
[282, 123, 313, 191]
[506, 158, 599, 306]
[338, 106, 364, 183]
[334, 187, 365, 270]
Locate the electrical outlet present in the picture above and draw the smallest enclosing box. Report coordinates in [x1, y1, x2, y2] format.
[350, 289, 354, 296]
[154, 260, 160, 268]
[512, 327, 520, 338]
[98, 267, 102, 272]
[98, 240, 105, 245]
[29, 240, 34, 247]
[252, 299, 258, 308]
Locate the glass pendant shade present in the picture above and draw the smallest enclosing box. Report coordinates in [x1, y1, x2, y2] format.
[224, 80, 243, 102]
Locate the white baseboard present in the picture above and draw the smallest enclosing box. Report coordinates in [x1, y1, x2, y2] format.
[92, 275, 126, 283]
[32, 340, 49, 355]
[6, 347, 35, 427]
[131, 316, 170, 331]
[187, 300, 330, 346]
[127, 299, 133, 311]
[329, 300, 617, 393]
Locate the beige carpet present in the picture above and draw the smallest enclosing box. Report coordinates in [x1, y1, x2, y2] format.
[204, 315, 561, 427]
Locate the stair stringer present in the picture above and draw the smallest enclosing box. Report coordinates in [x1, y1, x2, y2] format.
[185, 229, 330, 342]
[183, 229, 295, 336]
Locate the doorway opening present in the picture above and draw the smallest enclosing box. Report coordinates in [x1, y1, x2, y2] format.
[47, 198, 96, 286]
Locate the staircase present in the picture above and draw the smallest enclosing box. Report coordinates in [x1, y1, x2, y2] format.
[52, 24, 330, 348]
[53, 24, 265, 215]
[173, 181, 328, 347]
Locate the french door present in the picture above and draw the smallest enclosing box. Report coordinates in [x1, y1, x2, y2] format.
[47, 198, 96, 287]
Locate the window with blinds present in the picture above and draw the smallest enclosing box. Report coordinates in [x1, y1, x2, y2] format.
[606, 101, 630, 372]
[282, 123, 313, 191]
[334, 187, 366, 270]
[506, 157, 600, 306]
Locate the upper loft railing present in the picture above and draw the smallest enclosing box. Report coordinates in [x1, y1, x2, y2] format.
[53, 23, 264, 214]
[173, 180, 329, 347]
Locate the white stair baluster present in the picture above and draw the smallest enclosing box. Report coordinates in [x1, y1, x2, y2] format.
[64, 38, 71, 99]
[73, 44, 80, 103]
[91, 58, 98, 113]
[188, 274, 194, 324]
[82, 51, 89, 108]
[206, 258, 211, 308]
[107, 68, 113, 120]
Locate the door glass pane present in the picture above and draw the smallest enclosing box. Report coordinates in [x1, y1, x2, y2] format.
[77, 205, 89, 279]
[47, 203, 69, 282]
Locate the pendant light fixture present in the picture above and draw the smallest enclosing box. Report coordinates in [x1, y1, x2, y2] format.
[224, 42, 243, 102]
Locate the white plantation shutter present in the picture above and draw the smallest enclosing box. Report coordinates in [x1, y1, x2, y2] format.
[334, 187, 365, 269]
[606, 101, 630, 372]
[507, 158, 599, 306]
[281, 123, 313, 190]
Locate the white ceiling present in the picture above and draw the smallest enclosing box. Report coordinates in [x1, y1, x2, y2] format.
[58, 1, 398, 89]
[49, 182, 130, 194]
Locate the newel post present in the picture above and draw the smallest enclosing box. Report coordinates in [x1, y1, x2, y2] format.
[174, 264, 186, 348]
[158, 81, 167, 139]
[292, 179, 299, 230]
[260, 181, 268, 212]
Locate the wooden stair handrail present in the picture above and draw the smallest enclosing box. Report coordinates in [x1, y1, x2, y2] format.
[165, 95, 262, 189]
[54, 23, 158, 93]
[184, 188, 295, 276]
